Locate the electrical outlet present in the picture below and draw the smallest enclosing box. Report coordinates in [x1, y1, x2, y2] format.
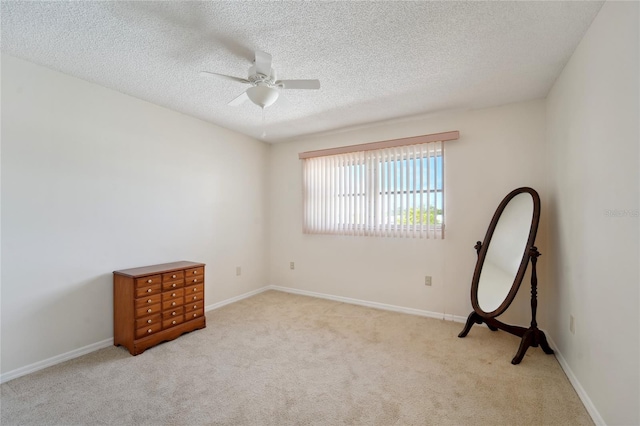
[569, 315, 575, 334]
[290, 262, 295, 270]
[236, 266, 241, 276]
[424, 276, 432, 286]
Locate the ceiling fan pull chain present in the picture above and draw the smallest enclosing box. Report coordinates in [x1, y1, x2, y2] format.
[261, 107, 267, 139]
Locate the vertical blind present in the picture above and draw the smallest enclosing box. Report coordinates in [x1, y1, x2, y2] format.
[302, 141, 445, 238]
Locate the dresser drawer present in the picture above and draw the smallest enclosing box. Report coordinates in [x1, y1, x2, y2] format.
[163, 315, 184, 329]
[136, 322, 161, 339]
[162, 271, 184, 282]
[185, 301, 203, 313]
[136, 303, 161, 318]
[162, 280, 184, 291]
[162, 288, 184, 302]
[162, 306, 184, 319]
[136, 314, 161, 329]
[135, 275, 161, 288]
[186, 309, 205, 320]
[185, 283, 204, 295]
[185, 267, 204, 277]
[185, 275, 203, 286]
[162, 298, 183, 310]
[135, 283, 161, 298]
[135, 294, 161, 308]
[185, 291, 204, 304]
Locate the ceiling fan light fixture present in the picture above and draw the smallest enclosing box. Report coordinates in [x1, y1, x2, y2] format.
[202, 50, 319, 110]
[246, 85, 279, 108]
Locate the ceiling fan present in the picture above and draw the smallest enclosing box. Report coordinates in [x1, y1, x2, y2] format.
[200, 50, 320, 109]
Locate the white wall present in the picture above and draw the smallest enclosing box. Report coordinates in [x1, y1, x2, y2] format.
[1, 54, 270, 374]
[269, 100, 549, 327]
[546, 2, 639, 425]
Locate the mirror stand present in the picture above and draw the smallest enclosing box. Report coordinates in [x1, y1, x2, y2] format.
[458, 245, 555, 364]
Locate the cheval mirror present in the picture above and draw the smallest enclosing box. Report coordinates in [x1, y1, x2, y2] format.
[458, 187, 554, 364]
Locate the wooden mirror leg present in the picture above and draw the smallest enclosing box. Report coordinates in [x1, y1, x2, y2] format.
[458, 312, 481, 337]
[459, 311, 500, 338]
[537, 330, 555, 355]
[511, 329, 555, 364]
[511, 330, 535, 364]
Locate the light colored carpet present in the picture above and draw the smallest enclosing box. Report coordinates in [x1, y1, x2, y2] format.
[1, 290, 592, 425]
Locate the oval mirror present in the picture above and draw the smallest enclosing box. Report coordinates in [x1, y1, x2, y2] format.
[471, 187, 540, 318]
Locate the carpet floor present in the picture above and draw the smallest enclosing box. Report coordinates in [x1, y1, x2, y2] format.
[1, 290, 592, 425]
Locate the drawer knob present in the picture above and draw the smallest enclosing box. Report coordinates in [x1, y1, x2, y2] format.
[193, 288, 197, 292]
[147, 288, 152, 293]
[147, 299, 152, 303]
[172, 283, 177, 288]
[193, 279, 197, 283]
[172, 311, 176, 316]
[147, 279, 152, 283]
[147, 329, 152, 333]
[193, 271, 197, 274]
[193, 305, 197, 309]
[172, 320, 176, 325]
[172, 293, 176, 297]
[172, 302, 176, 306]
[147, 308, 152, 313]
[172, 275, 176, 278]
[147, 319, 152, 324]
[193, 296, 197, 300]
[193, 313, 197, 317]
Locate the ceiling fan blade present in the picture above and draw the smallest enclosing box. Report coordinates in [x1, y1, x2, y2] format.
[200, 71, 250, 84]
[254, 50, 272, 77]
[276, 79, 321, 90]
[228, 91, 249, 106]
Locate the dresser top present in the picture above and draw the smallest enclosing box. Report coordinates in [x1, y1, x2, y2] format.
[113, 261, 205, 278]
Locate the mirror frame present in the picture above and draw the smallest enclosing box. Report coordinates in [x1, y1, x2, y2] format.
[471, 187, 540, 319]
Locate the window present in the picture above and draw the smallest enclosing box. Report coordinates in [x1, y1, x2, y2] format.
[299, 132, 458, 238]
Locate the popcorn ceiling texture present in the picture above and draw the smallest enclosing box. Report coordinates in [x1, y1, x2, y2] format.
[1, 1, 602, 142]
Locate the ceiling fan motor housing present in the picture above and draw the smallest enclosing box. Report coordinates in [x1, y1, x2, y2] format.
[248, 65, 277, 86]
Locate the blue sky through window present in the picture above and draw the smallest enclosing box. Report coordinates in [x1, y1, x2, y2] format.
[377, 156, 443, 211]
[335, 154, 444, 225]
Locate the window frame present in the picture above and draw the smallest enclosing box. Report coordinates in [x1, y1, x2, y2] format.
[300, 131, 458, 238]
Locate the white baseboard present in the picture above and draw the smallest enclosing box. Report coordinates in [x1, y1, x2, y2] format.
[0, 338, 113, 384]
[268, 285, 468, 323]
[544, 334, 605, 426]
[204, 286, 270, 312]
[444, 312, 469, 323]
[0, 286, 270, 385]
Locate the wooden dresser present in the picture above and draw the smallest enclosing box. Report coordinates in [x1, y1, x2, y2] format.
[113, 261, 206, 355]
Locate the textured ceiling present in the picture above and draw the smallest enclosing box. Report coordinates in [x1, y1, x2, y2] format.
[1, 1, 603, 143]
